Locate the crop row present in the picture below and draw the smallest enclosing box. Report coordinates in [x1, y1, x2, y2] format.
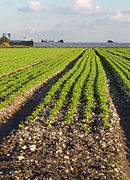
[104, 50, 130, 79]
[106, 48, 130, 61]
[64, 54, 92, 124]
[83, 52, 96, 129]
[0, 49, 84, 109]
[27, 49, 89, 124]
[95, 55, 111, 128]
[26, 49, 111, 129]
[97, 49, 130, 91]
[0, 48, 78, 75]
[105, 49, 130, 71]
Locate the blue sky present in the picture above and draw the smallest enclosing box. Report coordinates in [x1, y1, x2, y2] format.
[0, 0, 130, 42]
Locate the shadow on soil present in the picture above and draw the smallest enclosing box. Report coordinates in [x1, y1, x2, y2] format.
[0, 50, 86, 141]
[95, 50, 130, 162]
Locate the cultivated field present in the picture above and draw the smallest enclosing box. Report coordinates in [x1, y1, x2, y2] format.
[0, 47, 129, 179]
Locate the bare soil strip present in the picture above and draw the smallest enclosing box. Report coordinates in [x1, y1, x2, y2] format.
[0, 51, 85, 140]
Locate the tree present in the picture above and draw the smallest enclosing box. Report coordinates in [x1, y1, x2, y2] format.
[107, 40, 114, 43]
[0, 36, 10, 46]
[58, 39, 64, 43]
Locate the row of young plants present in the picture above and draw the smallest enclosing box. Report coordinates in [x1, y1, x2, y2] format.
[0, 48, 77, 75]
[105, 50, 130, 74]
[115, 48, 130, 53]
[0, 49, 84, 109]
[0, 55, 67, 93]
[95, 55, 111, 128]
[108, 49, 130, 63]
[0, 56, 63, 89]
[105, 51, 129, 79]
[1, 49, 82, 92]
[65, 50, 96, 126]
[97, 49, 130, 91]
[26, 49, 111, 129]
[26, 50, 90, 124]
[115, 48, 130, 59]
[0, 49, 82, 87]
[0, 58, 62, 100]
[106, 48, 130, 61]
[64, 54, 92, 124]
[106, 49, 129, 70]
[116, 49, 130, 59]
[43, 52, 89, 123]
[65, 51, 111, 128]
[82, 53, 97, 129]
[113, 55, 129, 71]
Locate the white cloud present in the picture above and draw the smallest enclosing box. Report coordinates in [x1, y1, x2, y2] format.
[55, 0, 102, 15]
[110, 10, 130, 22]
[28, 1, 43, 11]
[73, 0, 102, 14]
[111, 10, 124, 20]
[55, 1, 130, 24]
[73, 0, 92, 9]
[19, 1, 44, 12]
